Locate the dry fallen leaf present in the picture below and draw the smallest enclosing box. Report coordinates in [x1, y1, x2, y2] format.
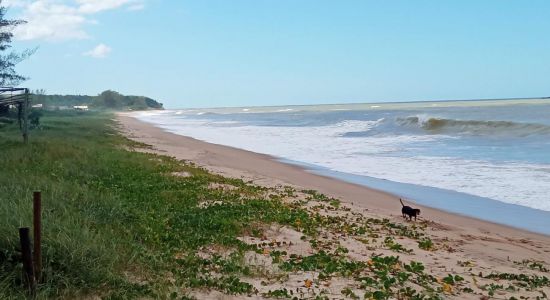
[442, 283, 453, 294]
[392, 263, 401, 271]
[304, 279, 313, 288]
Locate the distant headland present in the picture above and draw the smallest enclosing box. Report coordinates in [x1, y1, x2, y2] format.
[31, 90, 164, 111]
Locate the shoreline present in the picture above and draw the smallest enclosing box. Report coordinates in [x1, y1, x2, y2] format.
[280, 158, 550, 236]
[117, 113, 550, 244]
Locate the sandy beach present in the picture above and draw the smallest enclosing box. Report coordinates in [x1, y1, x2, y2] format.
[117, 113, 550, 298]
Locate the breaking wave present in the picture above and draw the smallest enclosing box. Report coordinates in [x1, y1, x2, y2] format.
[395, 116, 550, 136]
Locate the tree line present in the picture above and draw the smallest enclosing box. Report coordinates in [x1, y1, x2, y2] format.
[32, 90, 164, 111]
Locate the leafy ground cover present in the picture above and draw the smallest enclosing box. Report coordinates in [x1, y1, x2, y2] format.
[0, 111, 548, 299]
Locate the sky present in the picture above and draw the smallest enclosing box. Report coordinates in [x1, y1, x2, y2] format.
[5, 0, 550, 109]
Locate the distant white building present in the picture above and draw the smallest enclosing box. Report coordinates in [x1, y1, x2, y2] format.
[73, 105, 89, 111]
[32, 103, 43, 108]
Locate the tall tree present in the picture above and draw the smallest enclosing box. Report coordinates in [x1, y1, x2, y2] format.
[0, 1, 32, 86]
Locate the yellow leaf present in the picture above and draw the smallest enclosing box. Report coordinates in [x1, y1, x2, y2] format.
[442, 283, 453, 294]
[304, 279, 313, 288]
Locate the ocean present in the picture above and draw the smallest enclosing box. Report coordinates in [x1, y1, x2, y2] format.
[136, 98, 550, 234]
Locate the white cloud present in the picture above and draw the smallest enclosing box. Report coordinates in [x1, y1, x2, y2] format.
[13, 1, 89, 41]
[76, 0, 138, 14]
[83, 43, 111, 58]
[7, 0, 146, 41]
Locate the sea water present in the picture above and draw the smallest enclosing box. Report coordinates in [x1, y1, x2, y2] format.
[136, 98, 550, 234]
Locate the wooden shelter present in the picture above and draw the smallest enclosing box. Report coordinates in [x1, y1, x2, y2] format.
[0, 87, 30, 142]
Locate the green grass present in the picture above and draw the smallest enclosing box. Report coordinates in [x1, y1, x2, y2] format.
[0, 111, 315, 299]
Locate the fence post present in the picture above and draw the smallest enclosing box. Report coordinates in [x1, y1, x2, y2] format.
[18, 102, 22, 130]
[23, 88, 29, 143]
[19, 227, 36, 295]
[33, 191, 42, 282]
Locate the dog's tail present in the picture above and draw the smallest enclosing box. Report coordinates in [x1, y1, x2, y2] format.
[399, 198, 405, 207]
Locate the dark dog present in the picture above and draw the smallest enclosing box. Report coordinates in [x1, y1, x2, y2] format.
[400, 198, 420, 221]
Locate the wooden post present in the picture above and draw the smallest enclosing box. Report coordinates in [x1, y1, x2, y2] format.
[19, 228, 36, 294]
[18, 102, 22, 130]
[22, 88, 29, 143]
[33, 191, 42, 282]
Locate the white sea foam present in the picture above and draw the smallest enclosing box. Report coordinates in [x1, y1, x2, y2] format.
[137, 112, 550, 212]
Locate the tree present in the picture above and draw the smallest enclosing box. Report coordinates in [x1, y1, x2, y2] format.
[32, 88, 46, 104]
[98, 90, 124, 108]
[0, 2, 33, 86]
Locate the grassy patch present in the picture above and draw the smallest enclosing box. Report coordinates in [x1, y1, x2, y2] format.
[0, 112, 315, 298]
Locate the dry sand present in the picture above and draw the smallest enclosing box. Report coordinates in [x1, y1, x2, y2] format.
[117, 113, 550, 298]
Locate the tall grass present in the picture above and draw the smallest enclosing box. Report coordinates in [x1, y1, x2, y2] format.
[0, 111, 314, 298]
[0, 112, 143, 298]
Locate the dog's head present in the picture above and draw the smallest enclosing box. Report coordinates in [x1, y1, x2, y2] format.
[414, 209, 421, 215]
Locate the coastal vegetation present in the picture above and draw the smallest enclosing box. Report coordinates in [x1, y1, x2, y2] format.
[0, 111, 548, 299]
[31, 90, 163, 111]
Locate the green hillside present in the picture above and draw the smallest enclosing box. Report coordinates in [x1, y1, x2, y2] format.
[32, 90, 164, 111]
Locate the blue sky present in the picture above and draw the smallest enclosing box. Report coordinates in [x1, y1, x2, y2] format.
[7, 0, 550, 108]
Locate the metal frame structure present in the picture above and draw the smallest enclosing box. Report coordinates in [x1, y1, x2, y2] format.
[0, 87, 30, 143]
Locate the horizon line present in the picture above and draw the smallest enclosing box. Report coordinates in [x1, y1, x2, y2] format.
[168, 96, 550, 110]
